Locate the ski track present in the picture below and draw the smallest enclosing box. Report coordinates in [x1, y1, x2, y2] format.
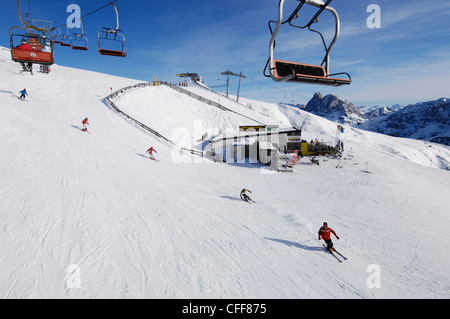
[4, 199, 62, 299]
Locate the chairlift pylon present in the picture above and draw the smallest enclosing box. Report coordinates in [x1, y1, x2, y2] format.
[264, 0, 351, 86]
[98, 3, 126, 57]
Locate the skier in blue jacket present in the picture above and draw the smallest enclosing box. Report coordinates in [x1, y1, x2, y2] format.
[19, 88, 28, 100]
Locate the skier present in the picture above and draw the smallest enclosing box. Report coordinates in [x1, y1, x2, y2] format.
[41, 37, 52, 53]
[240, 189, 253, 203]
[310, 157, 319, 165]
[146, 146, 157, 160]
[19, 88, 28, 100]
[318, 222, 340, 252]
[82, 117, 89, 132]
[15, 39, 33, 51]
[16, 40, 33, 74]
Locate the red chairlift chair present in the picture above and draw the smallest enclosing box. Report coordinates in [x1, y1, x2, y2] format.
[98, 3, 126, 57]
[71, 20, 88, 51]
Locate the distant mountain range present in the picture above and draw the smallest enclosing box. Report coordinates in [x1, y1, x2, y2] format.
[286, 92, 450, 146]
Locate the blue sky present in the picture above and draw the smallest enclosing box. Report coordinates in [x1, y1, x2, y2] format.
[1, 0, 450, 107]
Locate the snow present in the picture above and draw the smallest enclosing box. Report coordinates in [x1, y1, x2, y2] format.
[110, 84, 283, 149]
[1, 46, 450, 299]
[259, 141, 276, 150]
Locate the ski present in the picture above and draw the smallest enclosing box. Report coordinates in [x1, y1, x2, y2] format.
[323, 245, 342, 263]
[333, 249, 348, 260]
[329, 251, 342, 263]
[329, 250, 342, 263]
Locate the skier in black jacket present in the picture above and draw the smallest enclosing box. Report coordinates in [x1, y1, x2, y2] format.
[240, 189, 254, 203]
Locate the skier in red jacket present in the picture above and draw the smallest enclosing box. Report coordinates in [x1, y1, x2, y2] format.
[16, 39, 33, 51]
[318, 222, 340, 252]
[82, 117, 89, 132]
[146, 146, 157, 160]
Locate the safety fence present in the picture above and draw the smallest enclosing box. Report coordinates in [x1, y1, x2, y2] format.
[104, 82, 203, 157]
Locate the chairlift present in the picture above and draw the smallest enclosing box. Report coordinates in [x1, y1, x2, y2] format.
[264, 0, 351, 86]
[71, 33, 88, 51]
[71, 20, 88, 51]
[53, 27, 62, 44]
[10, 0, 54, 69]
[98, 3, 126, 57]
[60, 25, 72, 47]
[10, 31, 54, 65]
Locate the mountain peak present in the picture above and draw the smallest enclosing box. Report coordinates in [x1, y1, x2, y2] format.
[301, 91, 450, 145]
[304, 92, 366, 124]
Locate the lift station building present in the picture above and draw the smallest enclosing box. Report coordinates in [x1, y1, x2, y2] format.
[207, 126, 303, 165]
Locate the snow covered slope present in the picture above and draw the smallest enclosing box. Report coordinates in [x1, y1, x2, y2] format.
[1, 47, 450, 299]
[110, 84, 287, 149]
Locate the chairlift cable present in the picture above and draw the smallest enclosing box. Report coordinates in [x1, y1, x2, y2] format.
[81, 0, 120, 20]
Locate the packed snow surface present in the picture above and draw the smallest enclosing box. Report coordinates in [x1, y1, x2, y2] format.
[1, 47, 449, 298]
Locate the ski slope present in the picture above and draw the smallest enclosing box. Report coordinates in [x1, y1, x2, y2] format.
[1, 47, 450, 299]
[110, 84, 286, 150]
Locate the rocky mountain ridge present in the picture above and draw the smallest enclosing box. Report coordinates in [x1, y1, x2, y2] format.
[286, 93, 450, 145]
